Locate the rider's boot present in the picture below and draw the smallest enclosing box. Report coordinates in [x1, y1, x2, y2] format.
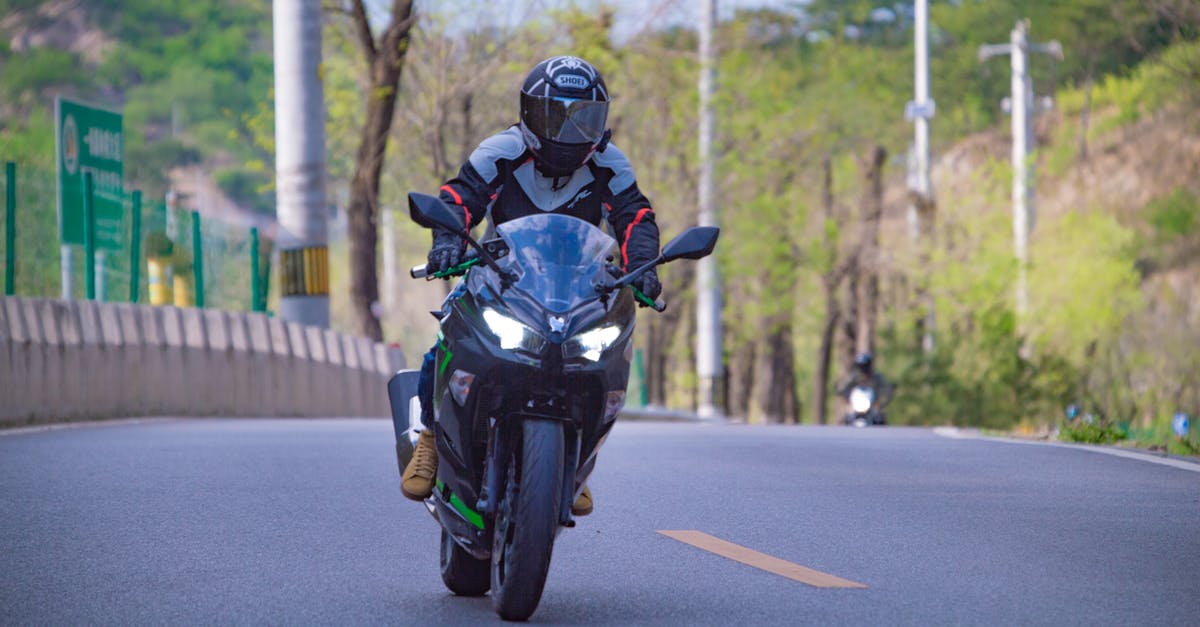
[571, 485, 593, 516]
[401, 428, 438, 501]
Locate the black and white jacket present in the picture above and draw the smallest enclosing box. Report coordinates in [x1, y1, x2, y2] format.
[437, 126, 660, 271]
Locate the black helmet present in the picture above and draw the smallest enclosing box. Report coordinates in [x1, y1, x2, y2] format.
[854, 352, 873, 371]
[519, 56, 611, 178]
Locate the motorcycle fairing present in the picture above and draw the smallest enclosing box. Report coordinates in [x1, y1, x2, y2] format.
[429, 214, 635, 557]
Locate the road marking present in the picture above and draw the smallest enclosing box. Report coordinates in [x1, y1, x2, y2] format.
[657, 530, 867, 589]
[933, 427, 1200, 474]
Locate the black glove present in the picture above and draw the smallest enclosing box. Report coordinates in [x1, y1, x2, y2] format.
[632, 269, 662, 302]
[427, 229, 464, 275]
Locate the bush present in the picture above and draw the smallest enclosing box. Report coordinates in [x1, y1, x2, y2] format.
[1147, 188, 1199, 244]
[1059, 416, 1128, 445]
[143, 230, 174, 258]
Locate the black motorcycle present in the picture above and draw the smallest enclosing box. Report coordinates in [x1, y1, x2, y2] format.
[841, 385, 886, 427]
[388, 193, 718, 621]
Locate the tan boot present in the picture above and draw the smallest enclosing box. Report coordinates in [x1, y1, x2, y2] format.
[401, 429, 438, 501]
[571, 485, 593, 516]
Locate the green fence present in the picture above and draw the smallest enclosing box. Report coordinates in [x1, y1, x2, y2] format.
[1, 161, 269, 312]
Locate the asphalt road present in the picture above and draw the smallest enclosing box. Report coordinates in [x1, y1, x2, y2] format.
[2, 419, 1198, 625]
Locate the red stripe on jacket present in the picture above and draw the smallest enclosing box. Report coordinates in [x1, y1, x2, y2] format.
[622, 207, 653, 270]
[440, 185, 471, 228]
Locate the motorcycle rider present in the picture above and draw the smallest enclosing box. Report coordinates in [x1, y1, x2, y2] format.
[837, 351, 894, 420]
[401, 56, 662, 517]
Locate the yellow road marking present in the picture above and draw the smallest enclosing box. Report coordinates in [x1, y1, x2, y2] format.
[657, 530, 867, 589]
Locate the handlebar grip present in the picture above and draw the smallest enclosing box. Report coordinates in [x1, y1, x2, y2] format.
[410, 264, 429, 279]
[632, 286, 668, 312]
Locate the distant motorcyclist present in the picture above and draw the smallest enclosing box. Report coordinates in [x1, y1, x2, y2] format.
[400, 56, 661, 517]
[837, 352, 894, 423]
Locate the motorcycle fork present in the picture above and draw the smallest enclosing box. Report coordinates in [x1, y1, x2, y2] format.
[475, 416, 581, 529]
[477, 418, 508, 517]
[558, 425, 580, 528]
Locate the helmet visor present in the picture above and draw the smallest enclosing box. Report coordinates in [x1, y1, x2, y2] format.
[521, 93, 609, 144]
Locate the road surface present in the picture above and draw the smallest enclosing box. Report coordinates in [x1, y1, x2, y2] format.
[2, 419, 1197, 624]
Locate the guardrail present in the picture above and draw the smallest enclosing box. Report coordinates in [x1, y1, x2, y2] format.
[0, 296, 404, 426]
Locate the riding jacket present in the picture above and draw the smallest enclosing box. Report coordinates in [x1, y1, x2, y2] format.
[437, 126, 660, 271]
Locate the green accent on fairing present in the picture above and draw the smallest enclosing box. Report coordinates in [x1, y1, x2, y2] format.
[436, 479, 485, 529]
[438, 341, 453, 379]
[460, 295, 476, 316]
[631, 285, 656, 308]
[432, 257, 481, 279]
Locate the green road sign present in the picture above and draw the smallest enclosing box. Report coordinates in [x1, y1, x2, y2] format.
[56, 97, 123, 249]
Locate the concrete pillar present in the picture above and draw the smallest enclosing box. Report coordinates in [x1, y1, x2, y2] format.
[323, 329, 345, 416]
[203, 309, 234, 415]
[286, 322, 311, 416]
[228, 314, 253, 416]
[137, 305, 167, 416]
[96, 302, 124, 418]
[179, 308, 209, 415]
[114, 304, 144, 417]
[159, 306, 188, 415]
[267, 317, 293, 416]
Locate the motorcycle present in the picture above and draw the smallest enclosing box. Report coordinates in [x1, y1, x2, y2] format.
[387, 192, 719, 621]
[842, 385, 886, 427]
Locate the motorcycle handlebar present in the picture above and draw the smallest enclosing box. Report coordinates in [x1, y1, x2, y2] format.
[416, 258, 668, 312]
[410, 255, 481, 281]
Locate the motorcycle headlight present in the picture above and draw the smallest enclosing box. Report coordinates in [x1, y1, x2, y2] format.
[563, 324, 622, 362]
[482, 308, 543, 352]
[850, 388, 874, 413]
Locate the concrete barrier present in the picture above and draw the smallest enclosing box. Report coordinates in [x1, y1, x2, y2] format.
[0, 296, 404, 426]
[138, 306, 168, 415]
[284, 321, 309, 417]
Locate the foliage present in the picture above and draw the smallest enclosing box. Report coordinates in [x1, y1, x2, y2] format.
[142, 231, 174, 258]
[1027, 210, 1143, 366]
[0, 48, 89, 103]
[1060, 417, 1128, 445]
[1146, 187, 1199, 243]
[213, 168, 272, 215]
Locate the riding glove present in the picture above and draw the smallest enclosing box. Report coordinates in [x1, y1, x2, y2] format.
[427, 229, 464, 275]
[632, 269, 662, 302]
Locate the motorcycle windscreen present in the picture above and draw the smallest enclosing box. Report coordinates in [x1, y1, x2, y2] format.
[496, 214, 616, 313]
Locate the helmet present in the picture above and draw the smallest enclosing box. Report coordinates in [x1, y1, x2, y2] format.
[519, 56, 611, 178]
[854, 352, 873, 372]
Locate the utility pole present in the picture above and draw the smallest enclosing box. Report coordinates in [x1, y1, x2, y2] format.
[696, 0, 724, 418]
[979, 20, 1061, 330]
[273, 0, 329, 328]
[905, 0, 935, 353]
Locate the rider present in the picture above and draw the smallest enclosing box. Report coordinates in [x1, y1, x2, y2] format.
[837, 351, 894, 416]
[400, 56, 662, 517]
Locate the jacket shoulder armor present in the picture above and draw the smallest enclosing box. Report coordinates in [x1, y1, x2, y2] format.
[468, 126, 528, 184]
[591, 142, 636, 196]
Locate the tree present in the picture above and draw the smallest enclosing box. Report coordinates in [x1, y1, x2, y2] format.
[337, 0, 417, 341]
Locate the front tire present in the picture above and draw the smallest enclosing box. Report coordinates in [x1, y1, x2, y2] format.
[491, 419, 564, 621]
[440, 528, 490, 596]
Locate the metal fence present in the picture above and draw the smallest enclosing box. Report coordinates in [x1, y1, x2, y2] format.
[1, 161, 269, 312]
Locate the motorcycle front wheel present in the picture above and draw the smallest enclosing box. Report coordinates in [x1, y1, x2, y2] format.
[440, 528, 490, 596]
[490, 419, 564, 621]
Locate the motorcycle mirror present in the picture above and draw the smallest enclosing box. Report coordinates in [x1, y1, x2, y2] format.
[660, 226, 720, 262]
[612, 226, 721, 291]
[407, 192, 516, 287]
[408, 192, 466, 235]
